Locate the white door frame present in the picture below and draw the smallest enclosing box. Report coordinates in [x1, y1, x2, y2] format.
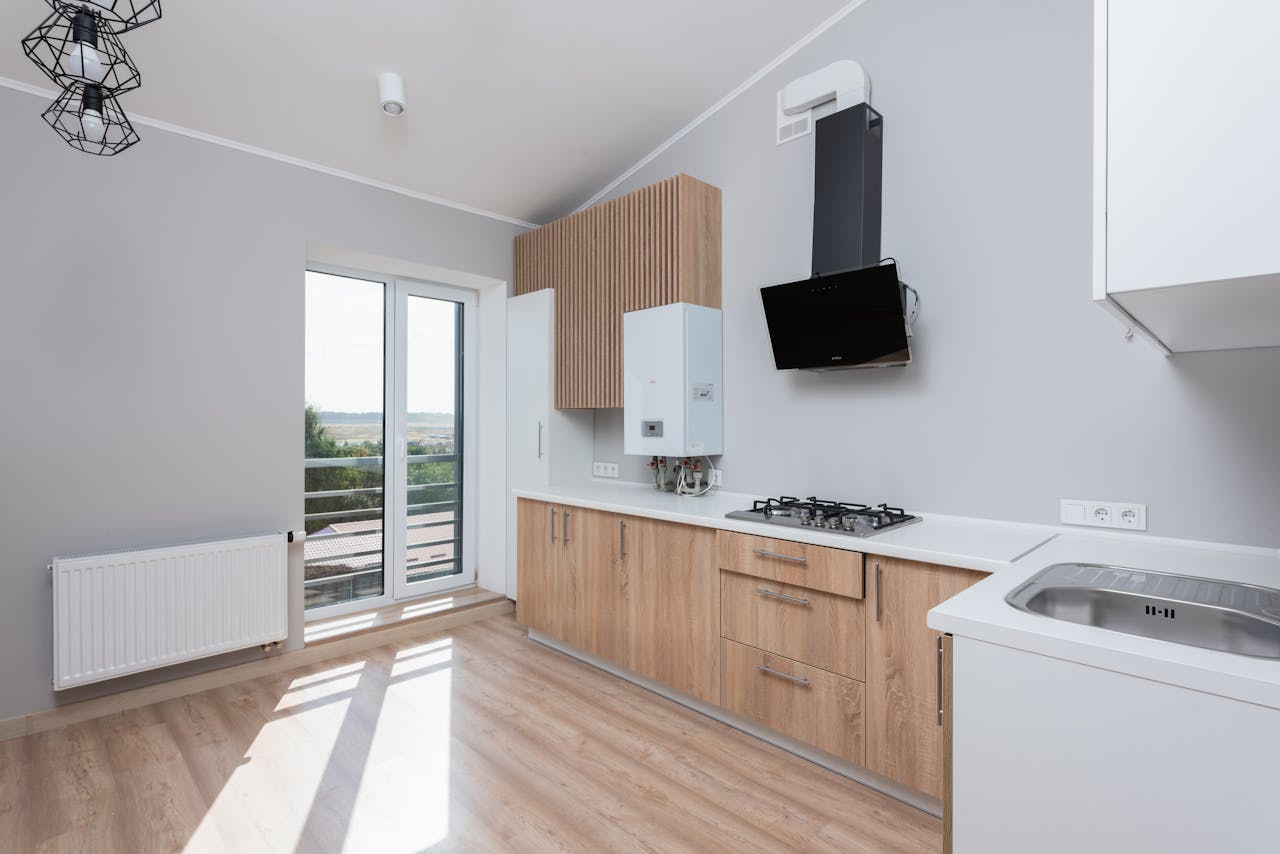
[389, 278, 478, 600]
[304, 264, 478, 622]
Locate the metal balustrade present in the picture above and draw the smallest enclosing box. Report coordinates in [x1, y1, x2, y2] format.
[303, 453, 462, 605]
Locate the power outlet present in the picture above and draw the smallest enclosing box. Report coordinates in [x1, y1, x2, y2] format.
[1061, 499, 1147, 531]
[593, 461, 620, 479]
[710, 469, 723, 488]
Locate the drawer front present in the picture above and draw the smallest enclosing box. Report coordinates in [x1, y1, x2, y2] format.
[720, 639, 864, 766]
[720, 571, 865, 681]
[717, 531, 863, 599]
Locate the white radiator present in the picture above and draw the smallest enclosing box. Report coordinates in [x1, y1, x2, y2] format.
[52, 533, 288, 690]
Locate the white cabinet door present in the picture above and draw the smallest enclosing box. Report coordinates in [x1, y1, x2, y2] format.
[1107, 0, 1280, 294]
[506, 291, 553, 599]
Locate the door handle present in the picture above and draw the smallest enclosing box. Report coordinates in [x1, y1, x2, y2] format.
[935, 635, 944, 727]
[757, 664, 811, 687]
[550, 507, 557, 544]
[563, 509, 570, 544]
[874, 561, 882, 623]
[536, 420, 544, 460]
[751, 548, 807, 564]
[618, 519, 626, 559]
[755, 588, 810, 607]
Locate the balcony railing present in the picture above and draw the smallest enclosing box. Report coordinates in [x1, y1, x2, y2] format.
[303, 453, 460, 609]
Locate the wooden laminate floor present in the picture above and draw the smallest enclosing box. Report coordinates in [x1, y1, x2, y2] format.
[0, 614, 940, 853]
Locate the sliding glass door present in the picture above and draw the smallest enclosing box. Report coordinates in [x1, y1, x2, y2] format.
[304, 269, 476, 617]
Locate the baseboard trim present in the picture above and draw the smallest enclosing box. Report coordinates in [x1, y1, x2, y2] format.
[528, 628, 942, 819]
[0, 597, 512, 742]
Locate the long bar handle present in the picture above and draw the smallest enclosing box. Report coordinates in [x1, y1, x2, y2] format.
[757, 664, 811, 687]
[550, 507, 557, 544]
[618, 519, 626, 559]
[751, 548, 807, 564]
[936, 635, 944, 726]
[755, 588, 810, 607]
[563, 509, 570, 544]
[536, 420, 544, 460]
[874, 561, 882, 622]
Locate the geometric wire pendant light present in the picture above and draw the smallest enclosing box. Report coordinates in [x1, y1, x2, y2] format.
[22, 1, 161, 156]
[22, 9, 142, 95]
[42, 81, 140, 156]
[44, 0, 162, 35]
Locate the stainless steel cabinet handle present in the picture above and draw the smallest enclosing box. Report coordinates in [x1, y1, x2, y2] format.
[550, 507, 557, 544]
[537, 420, 544, 460]
[751, 548, 807, 564]
[618, 520, 626, 559]
[935, 635, 944, 727]
[874, 561, 882, 622]
[563, 509, 570, 543]
[757, 664, 811, 687]
[755, 588, 810, 607]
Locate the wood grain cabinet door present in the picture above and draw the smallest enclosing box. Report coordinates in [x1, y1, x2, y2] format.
[623, 516, 720, 705]
[515, 499, 557, 635]
[865, 558, 984, 799]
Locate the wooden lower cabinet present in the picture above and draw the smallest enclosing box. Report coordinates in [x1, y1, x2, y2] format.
[720, 570, 865, 681]
[720, 639, 865, 766]
[519, 500, 981, 803]
[865, 557, 984, 800]
[622, 516, 720, 704]
[516, 499, 719, 705]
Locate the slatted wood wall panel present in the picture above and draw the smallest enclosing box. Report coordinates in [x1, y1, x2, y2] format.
[515, 174, 722, 409]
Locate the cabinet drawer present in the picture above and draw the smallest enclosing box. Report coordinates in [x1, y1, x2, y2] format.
[717, 531, 863, 599]
[720, 571, 865, 681]
[720, 639, 864, 766]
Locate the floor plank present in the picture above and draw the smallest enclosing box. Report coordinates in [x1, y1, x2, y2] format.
[0, 614, 940, 853]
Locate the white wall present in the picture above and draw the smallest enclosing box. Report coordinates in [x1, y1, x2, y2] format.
[0, 85, 524, 720]
[593, 0, 1280, 548]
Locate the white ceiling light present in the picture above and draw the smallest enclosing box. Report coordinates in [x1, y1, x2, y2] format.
[378, 72, 405, 117]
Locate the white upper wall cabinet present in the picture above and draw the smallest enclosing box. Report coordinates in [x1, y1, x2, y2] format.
[1094, 0, 1280, 353]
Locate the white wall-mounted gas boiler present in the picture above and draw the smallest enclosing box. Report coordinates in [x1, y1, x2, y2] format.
[623, 303, 723, 457]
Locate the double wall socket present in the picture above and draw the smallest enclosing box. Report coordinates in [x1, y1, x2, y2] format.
[593, 461, 620, 479]
[1060, 499, 1147, 531]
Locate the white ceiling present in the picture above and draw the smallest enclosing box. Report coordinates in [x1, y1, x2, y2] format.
[1, 1, 851, 224]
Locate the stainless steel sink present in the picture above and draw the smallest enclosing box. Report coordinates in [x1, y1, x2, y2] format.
[1006, 563, 1280, 659]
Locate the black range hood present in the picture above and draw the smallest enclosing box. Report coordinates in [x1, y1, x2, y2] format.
[812, 102, 884, 275]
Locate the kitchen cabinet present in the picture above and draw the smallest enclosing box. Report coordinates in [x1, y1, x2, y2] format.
[865, 557, 983, 800]
[1094, 0, 1280, 352]
[720, 569, 866, 681]
[513, 173, 722, 408]
[505, 290, 594, 599]
[621, 516, 720, 704]
[516, 500, 719, 704]
[515, 499, 610, 647]
[717, 532, 864, 599]
[720, 638, 864, 766]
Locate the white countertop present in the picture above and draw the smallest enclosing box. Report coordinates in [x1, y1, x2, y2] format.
[929, 532, 1280, 709]
[513, 481, 1058, 574]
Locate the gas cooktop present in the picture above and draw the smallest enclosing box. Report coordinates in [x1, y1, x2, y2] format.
[725, 496, 921, 538]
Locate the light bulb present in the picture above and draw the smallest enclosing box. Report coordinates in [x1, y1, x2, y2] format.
[64, 42, 107, 84]
[81, 109, 106, 143]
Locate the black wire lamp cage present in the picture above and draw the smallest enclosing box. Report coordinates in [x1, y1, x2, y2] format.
[45, 0, 162, 35]
[42, 81, 139, 156]
[21, 1, 161, 156]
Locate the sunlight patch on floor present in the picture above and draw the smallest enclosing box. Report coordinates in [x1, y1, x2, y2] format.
[184, 694, 354, 852]
[341, 650, 453, 851]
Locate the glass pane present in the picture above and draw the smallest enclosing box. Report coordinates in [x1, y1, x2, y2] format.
[304, 271, 386, 609]
[405, 295, 462, 584]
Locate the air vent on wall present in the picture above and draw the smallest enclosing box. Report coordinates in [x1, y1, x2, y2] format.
[776, 92, 813, 145]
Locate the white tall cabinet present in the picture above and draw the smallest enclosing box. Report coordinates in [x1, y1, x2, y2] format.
[505, 289, 593, 598]
[1094, 0, 1280, 352]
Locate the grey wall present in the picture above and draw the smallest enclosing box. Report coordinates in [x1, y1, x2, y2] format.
[595, 0, 1280, 548]
[0, 85, 523, 719]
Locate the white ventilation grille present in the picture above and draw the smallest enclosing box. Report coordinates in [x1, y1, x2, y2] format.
[51, 533, 288, 690]
[776, 91, 813, 145]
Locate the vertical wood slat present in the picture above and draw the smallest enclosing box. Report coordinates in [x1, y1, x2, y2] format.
[515, 173, 721, 409]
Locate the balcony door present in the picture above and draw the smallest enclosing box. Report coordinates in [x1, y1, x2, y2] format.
[304, 268, 477, 618]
